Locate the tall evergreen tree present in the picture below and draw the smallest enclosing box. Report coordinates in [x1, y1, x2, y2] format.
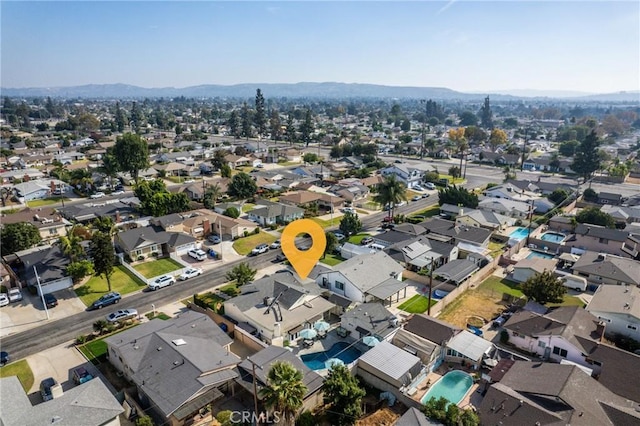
[130, 101, 143, 133]
[240, 102, 252, 139]
[90, 231, 116, 292]
[254, 88, 267, 137]
[228, 110, 240, 139]
[572, 130, 601, 182]
[114, 101, 126, 132]
[480, 96, 493, 129]
[269, 109, 282, 141]
[285, 113, 296, 145]
[299, 109, 314, 146]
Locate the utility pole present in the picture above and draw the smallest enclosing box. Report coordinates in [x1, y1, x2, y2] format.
[520, 127, 529, 172]
[526, 199, 534, 246]
[428, 258, 434, 316]
[420, 99, 426, 160]
[249, 357, 260, 425]
[34, 266, 49, 320]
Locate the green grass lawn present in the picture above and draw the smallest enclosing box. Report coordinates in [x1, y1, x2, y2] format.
[488, 241, 506, 257]
[309, 216, 342, 228]
[438, 174, 465, 185]
[75, 265, 147, 307]
[145, 312, 171, 320]
[320, 254, 345, 266]
[79, 339, 108, 364]
[478, 275, 585, 307]
[27, 197, 70, 207]
[133, 258, 183, 278]
[347, 233, 371, 245]
[242, 203, 256, 213]
[232, 231, 277, 255]
[0, 360, 34, 392]
[412, 205, 440, 218]
[397, 294, 438, 314]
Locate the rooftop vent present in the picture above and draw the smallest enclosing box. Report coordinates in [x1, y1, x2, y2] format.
[172, 339, 187, 346]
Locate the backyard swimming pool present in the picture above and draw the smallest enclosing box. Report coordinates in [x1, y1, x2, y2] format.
[300, 342, 362, 371]
[508, 227, 530, 241]
[527, 251, 555, 260]
[421, 370, 474, 405]
[540, 232, 566, 243]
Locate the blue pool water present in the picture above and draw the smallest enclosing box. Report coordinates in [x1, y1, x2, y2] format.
[527, 251, 555, 260]
[509, 227, 530, 241]
[431, 289, 450, 300]
[421, 370, 474, 405]
[300, 342, 362, 371]
[540, 232, 566, 243]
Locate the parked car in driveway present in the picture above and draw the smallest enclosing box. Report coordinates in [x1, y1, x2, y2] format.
[208, 234, 221, 244]
[341, 207, 355, 214]
[149, 275, 175, 290]
[179, 267, 203, 281]
[413, 185, 424, 191]
[106, 309, 138, 323]
[40, 378, 60, 401]
[43, 293, 58, 308]
[424, 182, 436, 190]
[72, 367, 93, 385]
[0, 351, 9, 366]
[91, 292, 121, 310]
[331, 231, 346, 241]
[188, 248, 207, 261]
[412, 195, 422, 202]
[361, 237, 374, 245]
[0, 294, 8, 307]
[7, 288, 22, 302]
[270, 240, 281, 249]
[251, 244, 269, 255]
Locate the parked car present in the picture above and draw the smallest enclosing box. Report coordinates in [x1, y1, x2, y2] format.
[40, 378, 59, 402]
[252, 244, 269, 255]
[412, 195, 422, 202]
[394, 159, 403, 163]
[341, 207, 355, 214]
[111, 190, 125, 195]
[43, 293, 58, 308]
[361, 237, 374, 245]
[149, 275, 176, 290]
[270, 240, 281, 249]
[7, 288, 22, 303]
[396, 201, 407, 207]
[72, 367, 94, 385]
[179, 267, 203, 281]
[467, 325, 484, 337]
[492, 315, 507, 328]
[208, 234, 221, 244]
[274, 253, 287, 262]
[0, 351, 9, 366]
[0, 294, 8, 307]
[381, 223, 395, 230]
[559, 274, 588, 292]
[382, 216, 394, 223]
[424, 182, 436, 190]
[331, 231, 346, 241]
[89, 192, 106, 199]
[188, 248, 207, 261]
[413, 185, 424, 191]
[91, 292, 121, 309]
[422, 193, 430, 199]
[106, 308, 138, 323]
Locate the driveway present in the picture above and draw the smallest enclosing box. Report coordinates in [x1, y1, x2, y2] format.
[26, 340, 90, 396]
[0, 288, 86, 338]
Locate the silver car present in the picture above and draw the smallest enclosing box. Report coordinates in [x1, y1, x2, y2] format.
[106, 309, 138, 323]
[148, 275, 175, 290]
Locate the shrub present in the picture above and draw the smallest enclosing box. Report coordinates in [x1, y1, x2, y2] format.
[135, 416, 154, 426]
[76, 335, 87, 345]
[500, 330, 509, 344]
[254, 227, 260, 235]
[296, 411, 316, 426]
[137, 255, 144, 261]
[216, 411, 233, 426]
[243, 230, 249, 237]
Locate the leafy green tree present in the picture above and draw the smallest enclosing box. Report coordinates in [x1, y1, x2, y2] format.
[254, 88, 267, 137]
[211, 150, 228, 170]
[323, 364, 365, 426]
[226, 262, 256, 286]
[216, 411, 233, 426]
[59, 225, 85, 262]
[135, 179, 191, 216]
[134, 415, 153, 426]
[113, 133, 149, 183]
[558, 140, 580, 156]
[0, 222, 41, 255]
[522, 270, 566, 305]
[228, 110, 240, 139]
[438, 185, 479, 208]
[220, 163, 232, 178]
[489, 128, 507, 149]
[223, 207, 240, 218]
[92, 216, 116, 236]
[299, 109, 314, 146]
[303, 153, 319, 163]
[480, 96, 493, 129]
[400, 119, 411, 132]
[228, 172, 257, 199]
[373, 175, 408, 219]
[67, 260, 94, 284]
[241, 102, 252, 139]
[547, 188, 569, 205]
[583, 188, 598, 202]
[324, 232, 338, 259]
[448, 166, 461, 179]
[90, 231, 116, 292]
[204, 182, 222, 209]
[423, 397, 479, 426]
[576, 207, 615, 228]
[572, 130, 601, 181]
[464, 126, 486, 143]
[260, 361, 307, 426]
[339, 212, 362, 237]
[459, 111, 478, 126]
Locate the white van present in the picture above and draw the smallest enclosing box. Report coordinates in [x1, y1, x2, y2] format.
[560, 274, 587, 292]
[188, 249, 207, 261]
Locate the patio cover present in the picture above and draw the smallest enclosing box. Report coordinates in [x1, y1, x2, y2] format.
[446, 330, 493, 362]
[366, 277, 409, 300]
[457, 242, 489, 255]
[172, 387, 224, 420]
[559, 253, 580, 263]
[433, 259, 479, 284]
[408, 252, 442, 269]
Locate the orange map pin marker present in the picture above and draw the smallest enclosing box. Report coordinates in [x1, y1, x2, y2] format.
[281, 219, 326, 280]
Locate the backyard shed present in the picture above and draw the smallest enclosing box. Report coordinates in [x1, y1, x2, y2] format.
[357, 341, 422, 389]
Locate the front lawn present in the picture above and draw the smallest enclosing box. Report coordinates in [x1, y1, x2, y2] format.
[397, 294, 437, 314]
[232, 231, 277, 255]
[309, 216, 342, 228]
[79, 339, 109, 364]
[145, 312, 171, 320]
[412, 205, 440, 218]
[0, 360, 34, 392]
[242, 203, 256, 213]
[320, 254, 345, 266]
[27, 197, 70, 207]
[75, 265, 147, 307]
[133, 258, 183, 278]
[348, 233, 370, 245]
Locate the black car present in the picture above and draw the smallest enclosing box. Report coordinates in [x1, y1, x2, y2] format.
[40, 377, 58, 401]
[0, 351, 9, 366]
[43, 293, 58, 308]
[90, 292, 122, 310]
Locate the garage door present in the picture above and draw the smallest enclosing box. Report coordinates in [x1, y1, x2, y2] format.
[39, 277, 73, 295]
[175, 243, 196, 256]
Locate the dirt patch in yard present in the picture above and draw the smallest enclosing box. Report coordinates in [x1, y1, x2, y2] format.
[356, 406, 403, 426]
[438, 290, 507, 328]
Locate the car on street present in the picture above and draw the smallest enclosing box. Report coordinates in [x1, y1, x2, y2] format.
[270, 240, 281, 249]
[413, 185, 424, 191]
[381, 223, 395, 230]
[89, 192, 106, 199]
[0, 351, 9, 366]
[179, 267, 203, 281]
[111, 190, 125, 195]
[72, 367, 94, 385]
[382, 216, 394, 223]
[396, 201, 407, 207]
[43, 293, 58, 308]
[0, 294, 8, 307]
[188, 248, 207, 261]
[149, 275, 176, 290]
[274, 253, 287, 262]
[252, 244, 269, 255]
[412, 195, 422, 201]
[91, 292, 121, 310]
[361, 237, 374, 245]
[7, 288, 22, 302]
[422, 193, 430, 198]
[208, 234, 221, 244]
[40, 378, 59, 401]
[331, 231, 346, 241]
[424, 182, 436, 190]
[256, 163, 264, 168]
[394, 159, 403, 163]
[106, 308, 138, 323]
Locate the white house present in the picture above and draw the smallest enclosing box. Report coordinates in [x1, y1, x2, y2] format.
[477, 198, 531, 219]
[511, 258, 557, 283]
[380, 164, 426, 189]
[586, 284, 640, 341]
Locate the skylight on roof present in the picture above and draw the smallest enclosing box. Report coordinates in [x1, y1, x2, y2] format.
[172, 338, 187, 346]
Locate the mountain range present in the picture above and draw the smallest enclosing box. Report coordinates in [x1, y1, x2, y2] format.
[2, 82, 639, 102]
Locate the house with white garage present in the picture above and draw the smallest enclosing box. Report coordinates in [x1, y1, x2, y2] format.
[511, 258, 557, 283]
[477, 198, 531, 219]
[18, 246, 72, 295]
[114, 225, 196, 260]
[380, 164, 426, 189]
[586, 284, 640, 340]
[455, 209, 515, 231]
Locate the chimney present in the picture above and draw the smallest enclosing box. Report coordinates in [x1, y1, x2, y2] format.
[596, 321, 606, 342]
[459, 208, 464, 217]
[202, 219, 211, 236]
[115, 210, 121, 223]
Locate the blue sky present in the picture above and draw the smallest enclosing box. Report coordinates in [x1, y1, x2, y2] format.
[2, 1, 638, 93]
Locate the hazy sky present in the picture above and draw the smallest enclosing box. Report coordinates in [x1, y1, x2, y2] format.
[2, 1, 639, 93]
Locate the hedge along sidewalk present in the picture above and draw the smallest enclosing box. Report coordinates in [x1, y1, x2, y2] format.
[77, 321, 141, 364]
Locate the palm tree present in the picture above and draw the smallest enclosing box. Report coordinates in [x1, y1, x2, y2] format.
[456, 138, 469, 178]
[59, 225, 85, 262]
[204, 182, 222, 209]
[373, 175, 408, 220]
[260, 361, 307, 426]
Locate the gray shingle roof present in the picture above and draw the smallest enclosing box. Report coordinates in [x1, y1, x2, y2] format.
[572, 251, 640, 285]
[395, 407, 437, 426]
[433, 259, 479, 284]
[329, 251, 404, 294]
[403, 314, 461, 345]
[419, 218, 491, 245]
[20, 246, 70, 286]
[574, 223, 629, 242]
[341, 303, 398, 339]
[586, 284, 640, 318]
[357, 340, 421, 383]
[116, 225, 196, 253]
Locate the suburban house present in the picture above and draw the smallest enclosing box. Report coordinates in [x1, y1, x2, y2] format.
[393, 314, 461, 372]
[12, 179, 69, 201]
[152, 162, 188, 177]
[104, 312, 241, 426]
[356, 341, 421, 396]
[477, 362, 640, 426]
[315, 251, 406, 304]
[278, 190, 345, 212]
[59, 200, 138, 224]
[236, 346, 324, 412]
[477, 198, 531, 219]
[0, 207, 70, 242]
[571, 251, 640, 287]
[223, 272, 335, 345]
[384, 237, 459, 271]
[511, 258, 557, 283]
[340, 302, 399, 341]
[0, 376, 123, 426]
[548, 215, 575, 234]
[597, 192, 623, 205]
[586, 284, 640, 340]
[569, 224, 640, 259]
[224, 154, 250, 169]
[380, 164, 426, 189]
[248, 200, 304, 226]
[19, 246, 72, 295]
[455, 209, 515, 231]
[419, 218, 492, 248]
[154, 210, 258, 240]
[478, 151, 520, 166]
[114, 226, 197, 260]
[502, 306, 604, 366]
[433, 259, 480, 285]
[601, 205, 640, 225]
[0, 168, 46, 183]
[444, 330, 493, 370]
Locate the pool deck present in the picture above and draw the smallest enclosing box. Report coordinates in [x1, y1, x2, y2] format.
[410, 366, 482, 410]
